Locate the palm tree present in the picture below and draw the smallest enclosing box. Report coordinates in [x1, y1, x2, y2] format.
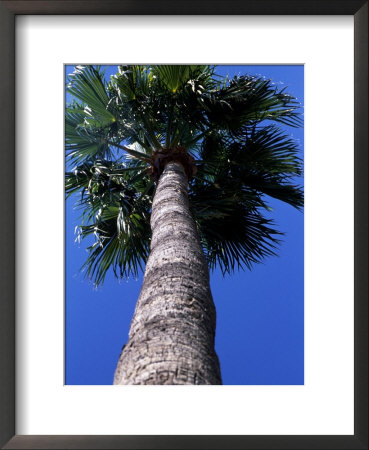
[66, 65, 303, 385]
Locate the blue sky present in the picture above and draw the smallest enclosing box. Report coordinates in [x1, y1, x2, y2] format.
[65, 65, 304, 385]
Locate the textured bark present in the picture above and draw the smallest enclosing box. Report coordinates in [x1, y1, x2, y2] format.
[114, 161, 222, 385]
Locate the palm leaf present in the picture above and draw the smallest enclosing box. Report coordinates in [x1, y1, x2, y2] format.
[203, 73, 302, 132]
[65, 108, 113, 164]
[199, 125, 303, 209]
[151, 65, 203, 93]
[191, 190, 281, 274]
[67, 66, 116, 125]
[68, 157, 154, 284]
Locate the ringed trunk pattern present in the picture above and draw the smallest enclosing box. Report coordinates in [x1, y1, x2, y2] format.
[114, 161, 222, 385]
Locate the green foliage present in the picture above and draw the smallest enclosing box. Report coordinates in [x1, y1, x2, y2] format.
[66, 158, 153, 285]
[66, 65, 303, 284]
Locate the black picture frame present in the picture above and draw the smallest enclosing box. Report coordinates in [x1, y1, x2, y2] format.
[0, 1, 367, 449]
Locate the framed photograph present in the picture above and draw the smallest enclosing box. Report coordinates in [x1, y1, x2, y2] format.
[1, 1, 367, 449]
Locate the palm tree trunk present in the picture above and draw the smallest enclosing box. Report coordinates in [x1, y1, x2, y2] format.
[114, 161, 222, 384]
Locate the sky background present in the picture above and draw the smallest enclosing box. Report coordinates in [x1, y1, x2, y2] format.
[65, 64, 304, 385]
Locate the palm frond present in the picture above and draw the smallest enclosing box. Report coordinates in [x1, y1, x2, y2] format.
[199, 125, 303, 209]
[67, 65, 116, 125]
[151, 65, 209, 93]
[203, 73, 302, 132]
[65, 106, 115, 164]
[190, 185, 281, 274]
[67, 158, 154, 284]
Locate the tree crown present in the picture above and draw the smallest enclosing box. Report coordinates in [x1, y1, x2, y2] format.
[66, 65, 303, 285]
